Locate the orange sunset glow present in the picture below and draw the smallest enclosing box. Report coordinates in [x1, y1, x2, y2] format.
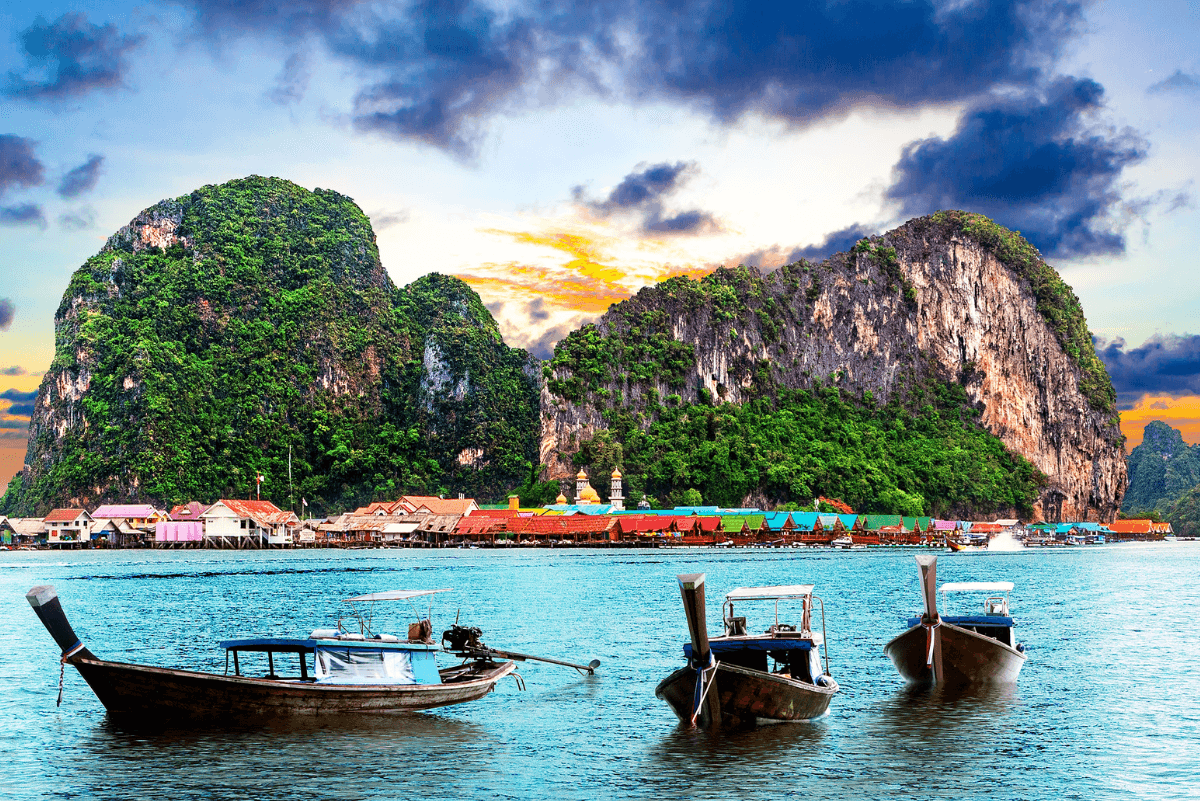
[458, 225, 714, 317]
[1120, 395, 1200, 451]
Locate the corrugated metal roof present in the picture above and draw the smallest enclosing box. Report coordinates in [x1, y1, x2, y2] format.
[212, 500, 297, 525]
[92, 504, 159, 518]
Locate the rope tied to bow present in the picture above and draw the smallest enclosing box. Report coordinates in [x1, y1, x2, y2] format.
[922, 619, 941, 667]
[56, 641, 85, 707]
[690, 651, 719, 726]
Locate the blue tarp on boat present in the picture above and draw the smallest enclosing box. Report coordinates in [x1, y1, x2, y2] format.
[684, 638, 814, 659]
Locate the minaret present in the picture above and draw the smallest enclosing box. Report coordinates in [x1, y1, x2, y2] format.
[610, 467, 624, 511]
[576, 469, 588, 501]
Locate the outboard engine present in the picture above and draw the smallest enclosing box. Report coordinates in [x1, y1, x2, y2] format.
[442, 624, 485, 652]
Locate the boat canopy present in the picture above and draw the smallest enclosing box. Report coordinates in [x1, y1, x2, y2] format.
[342, 589, 452, 602]
[725, 584, 815, 601]
[939, 582, 1014, 593]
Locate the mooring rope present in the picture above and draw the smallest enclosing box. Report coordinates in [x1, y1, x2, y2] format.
[690, 653, 720, 726]
[56, 641, 85, 707]
[922, 620, 941, 667]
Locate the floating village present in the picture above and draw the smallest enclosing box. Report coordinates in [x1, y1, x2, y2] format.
[1, 467, 1174, 550]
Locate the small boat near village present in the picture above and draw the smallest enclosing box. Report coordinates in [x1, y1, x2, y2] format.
[883, 555, 1026, 685]
[27, 585, 597, 723]
[656, 574, 838, 728]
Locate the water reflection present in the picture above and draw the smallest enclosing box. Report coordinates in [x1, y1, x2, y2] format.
[66, 714, 499, 801]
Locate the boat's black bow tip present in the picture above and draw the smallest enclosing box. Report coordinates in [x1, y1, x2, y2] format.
[26, 584, 95, 660]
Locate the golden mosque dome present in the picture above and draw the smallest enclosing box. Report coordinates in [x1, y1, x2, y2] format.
[555, 492, 567, 504]
[579, 485, 602, 504]
[611, 467, 622, 479]
[576, 469, 588, 480]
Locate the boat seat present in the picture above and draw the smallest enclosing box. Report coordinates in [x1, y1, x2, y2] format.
[725, 617, 748, 636]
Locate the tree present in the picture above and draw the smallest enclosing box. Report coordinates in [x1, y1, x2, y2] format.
[682, 488, 703, 506]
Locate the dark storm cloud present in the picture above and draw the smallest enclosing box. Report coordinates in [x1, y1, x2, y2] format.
[0, 135, 45, 196]
[0, 204, 46, 228]
[0, 299, 14, 330]
[5, 402, 34, 417]
[7, 13, 144, 100]
[57, 154, 104, 198]
[268, 52, 312, 105]
[1097, 335, 1200, 408]
[0, 418, 30, 430]
[575, 161, 720, 236]
[790, 223, 877, 261]
[0, 389, 36, 403]
[172, 1, 1082, 157]
[885, 77, 1146, 259]
[1149, 70, 1200, 95]
[0, 366, 26, 376]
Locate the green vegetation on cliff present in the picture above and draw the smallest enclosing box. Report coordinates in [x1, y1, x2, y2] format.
[573, 382, 1043, 517]
[0, 177, 539, 516]
[1123, 421, 1200, 516]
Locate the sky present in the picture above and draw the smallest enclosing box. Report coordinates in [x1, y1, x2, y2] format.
[1, 0, 1199, 489]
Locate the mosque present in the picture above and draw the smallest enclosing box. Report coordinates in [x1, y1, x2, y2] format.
[553, 467, 624, 511]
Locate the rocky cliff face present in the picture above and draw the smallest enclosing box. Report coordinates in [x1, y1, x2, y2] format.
[1, 176, 539, 516]
[542, 212, 1126, 522]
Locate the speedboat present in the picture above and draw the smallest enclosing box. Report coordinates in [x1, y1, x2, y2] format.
[27, 586, 521, 723]
[655, 574, 838, 728]
[883, 555, 1026, 685]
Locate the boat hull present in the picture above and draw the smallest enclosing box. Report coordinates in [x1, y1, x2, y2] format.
[655, 662, 837, 726]
[884, 622, 1025, 685]
[69, 657, 516, 723]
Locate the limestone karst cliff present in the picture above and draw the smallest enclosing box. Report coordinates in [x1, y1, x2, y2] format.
[542, 212, 1126, 522]
[0, 176, 539, 516]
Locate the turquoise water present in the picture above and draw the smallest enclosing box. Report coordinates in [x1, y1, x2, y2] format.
[3, 544, 1198, 800]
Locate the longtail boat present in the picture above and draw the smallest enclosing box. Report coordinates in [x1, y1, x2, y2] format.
[27, 585, 595, 723]
[883, 555, 1026, 685]
[655, 574, 838, 728]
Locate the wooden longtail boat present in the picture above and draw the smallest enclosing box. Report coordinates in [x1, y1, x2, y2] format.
[883, 555, 1026, 685]
[655, 574, 838, 728]
[26, 585, 518, 722]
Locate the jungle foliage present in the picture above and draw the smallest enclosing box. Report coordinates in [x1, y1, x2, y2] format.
[573, 381, 1043, 517]
[0, 177, 539, 516]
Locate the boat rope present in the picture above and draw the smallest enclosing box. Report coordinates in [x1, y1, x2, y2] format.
[922, 620, 941, 667]
[56, 641, 85, 707]
[689, 653, 720, 726]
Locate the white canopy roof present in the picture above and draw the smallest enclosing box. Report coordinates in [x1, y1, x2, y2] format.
[725, 584, 815, 601]
[342, 589, 452, 602]
[939, 582, 1013, 593]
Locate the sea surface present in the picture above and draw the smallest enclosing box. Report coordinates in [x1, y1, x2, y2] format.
[2, 544, 1198, 800]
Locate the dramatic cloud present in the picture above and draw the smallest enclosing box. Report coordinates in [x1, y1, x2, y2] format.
[57, 154, 104, 198]
[0, 418, 29, 430]
[0, 204, 47, 228]
[790, 223, 877, 261]
[575, 162, 721, 236]
[7, 13, 144, 99]
[1097, 335, 1200, 408]
[174, 1, 1082, 157]
[1149, 70, 1200, 95]
[0, 135, 45, 196]
[0, 299, 14, 330]
[886, 77, 1147, 258]
[0, 389, 36, 402]
[0, 366, 26, 376]
[268, 52, 312, 105]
